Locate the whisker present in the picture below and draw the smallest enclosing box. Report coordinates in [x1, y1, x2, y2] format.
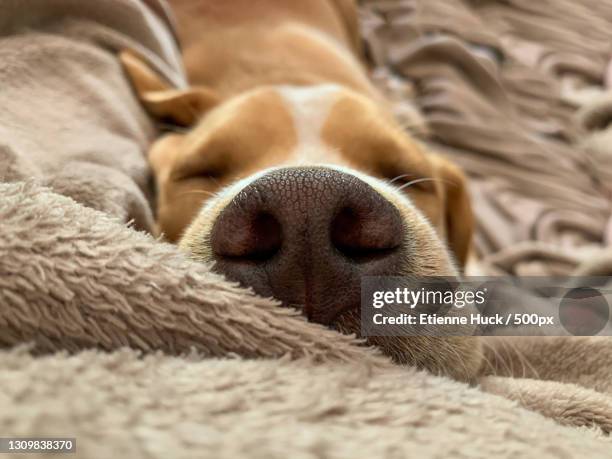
[481, 338, 508, 376]
[493, 339, 536, 407]
[444, 340, 472, 381]
[477, 340, 497, 376]
[175, 189, 217, 199]
[388, 174, 413, 184]
[396, 177, 454, 192]
[503, 338, 540, 380]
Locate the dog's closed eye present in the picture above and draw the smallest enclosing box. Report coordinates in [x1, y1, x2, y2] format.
[170, 143, 234, 182]
[173, 163, 228, 182]
[156, 121, 190, 135]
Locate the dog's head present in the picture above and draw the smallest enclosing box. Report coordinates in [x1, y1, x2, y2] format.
[122, 52, 482, 381]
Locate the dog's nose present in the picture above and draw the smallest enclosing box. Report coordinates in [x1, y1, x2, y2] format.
[211, 167, 405, 324]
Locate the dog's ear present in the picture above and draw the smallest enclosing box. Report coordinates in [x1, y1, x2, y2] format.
[432, 155, 473, 268]
[119, 50, 219, 126]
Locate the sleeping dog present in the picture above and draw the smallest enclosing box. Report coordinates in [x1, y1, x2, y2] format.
[120, 0, 482, 381]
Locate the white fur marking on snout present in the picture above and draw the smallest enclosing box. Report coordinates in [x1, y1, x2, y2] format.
[276, 84, 341, 163]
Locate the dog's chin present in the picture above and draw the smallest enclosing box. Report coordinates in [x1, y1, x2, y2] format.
[333, 308, 483, 382]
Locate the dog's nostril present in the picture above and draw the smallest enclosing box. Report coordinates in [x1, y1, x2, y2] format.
[250, 213, 282, 259]
[213, 211, 281, 261]
[331, 206, 400, 261]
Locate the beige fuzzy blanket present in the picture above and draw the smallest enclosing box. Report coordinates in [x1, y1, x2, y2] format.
[2, 1, 612, 458]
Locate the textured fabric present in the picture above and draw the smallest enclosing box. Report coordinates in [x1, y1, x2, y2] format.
[0, 182, 379, 364]
[361, 0, 612, 277]
[479, 336, 612, 434]
[0, 0, 185, 233]
[1, 347, 611, 459]
[0, 0, 184, 85]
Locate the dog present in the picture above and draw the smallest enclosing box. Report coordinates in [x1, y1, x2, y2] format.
[119, 0, 482, 381]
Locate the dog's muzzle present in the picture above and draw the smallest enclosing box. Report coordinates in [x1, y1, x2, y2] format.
[210, 167, 407, 324]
